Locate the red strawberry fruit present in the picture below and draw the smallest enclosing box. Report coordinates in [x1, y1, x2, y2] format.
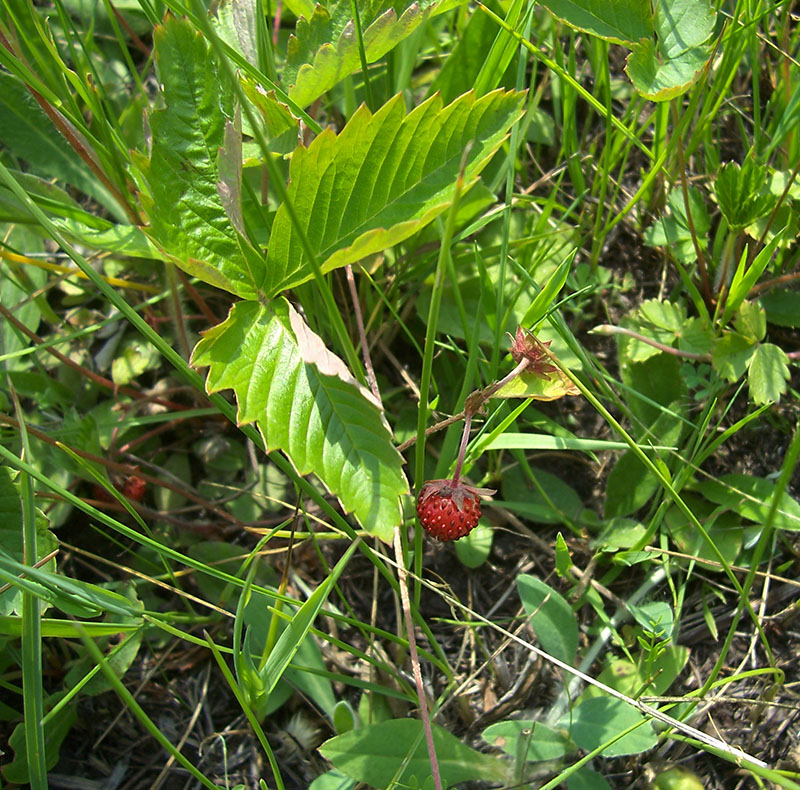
[416, 479, 495, 542]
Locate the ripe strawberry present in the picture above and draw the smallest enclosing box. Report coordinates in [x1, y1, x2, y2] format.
[416, 479, 495, 542]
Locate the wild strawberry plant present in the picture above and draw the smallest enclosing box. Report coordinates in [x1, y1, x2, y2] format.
[1, 0, 799, 789]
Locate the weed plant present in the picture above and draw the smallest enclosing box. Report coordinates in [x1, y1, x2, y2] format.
[0, 1, 799, 789]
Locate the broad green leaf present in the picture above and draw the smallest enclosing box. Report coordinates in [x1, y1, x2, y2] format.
[454, 523, 493, 568]
[190, 298, 408, 538]
[559, 696, 657, 757]
[734, 300, 766, 343]
[665, 500, 743, 567]
[677, 316, 714, 355]
[282, 0, 462, 107]
[604, 448, 660, 517]
[537, 0, 653, 46]
[748, 342, 789, 405]
[140, 16, 263, 299]
[586, 647, 689, 699]
[494, 367, 580, 400]
[654, 0, 715, 58]
[308, 769, 356, 790]
[265, 89, 526, 296]
[111, 335, 161, 386]
[653, 767, 704, 790]
[629, 601, 674, 639]
[332, 701, 357, 734]
[52, 218, 161, 258]
[319, 718, 507, 787]
[568, 767, 613, 790]
[0, 467, 57, 617]
[625, 0, 715, 100]
[626, 39, 711, 101]
[592, 517, 647, 552]
[693, 474, 800, 532]
[762, 291, 800, 328]
[711, 331, 755, 382]
[482, 720, 571, 762]
[517, 574, 578, 665]
[501, 466, 584, 525]
[2, 695, 77, 784]
[617, 346, 687, 430]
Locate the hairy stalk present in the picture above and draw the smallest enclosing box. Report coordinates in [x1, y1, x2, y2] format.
[393, 527, 442, 790]
[346, 263, 381, 402]
[592, 324, 712, 361]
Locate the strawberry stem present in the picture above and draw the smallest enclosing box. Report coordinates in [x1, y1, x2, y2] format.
[450, 357, 529, 485]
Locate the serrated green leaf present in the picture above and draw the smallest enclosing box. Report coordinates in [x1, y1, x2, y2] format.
[747, 342, 789, 405]
[714, 159, 779, 231]
[537, 0, 653, 46]
[141, 17, 263, 299]
[282, 0, 461, 107]
[265, 89, 525, 296]
[677, 316, 713, 355]
[625, 0, 715, 100]
[190, 298, 408, 538]
[711, 331, 755, 382]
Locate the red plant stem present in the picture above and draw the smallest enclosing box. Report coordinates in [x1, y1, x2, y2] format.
[593, 324, 712, 361]
[481, 357, 530, 400]
[671, 102, 712, 307]
[392, 527, 442, 790]
[451, 358, 529, 484]
[346, 264, 381, 402]
[450, 411, 472, 485]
